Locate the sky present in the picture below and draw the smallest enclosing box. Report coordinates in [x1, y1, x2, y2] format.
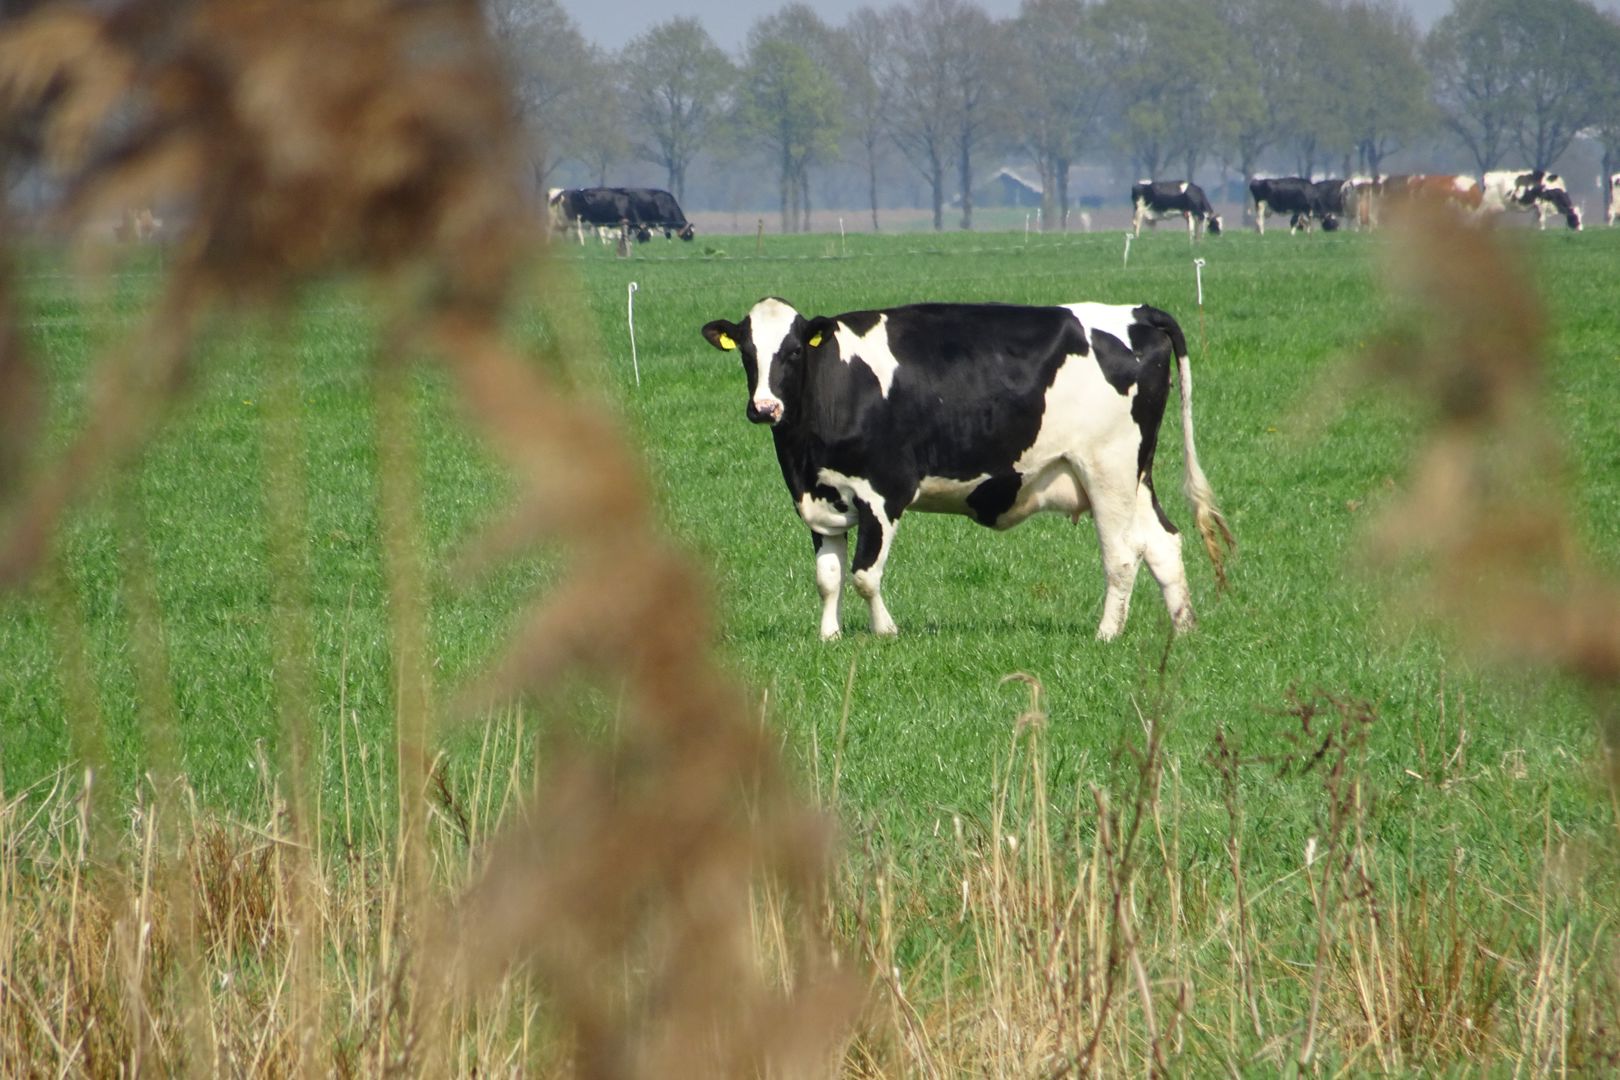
[562, 0, 1488, 53]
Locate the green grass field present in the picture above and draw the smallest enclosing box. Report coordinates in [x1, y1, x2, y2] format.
[6, 224, 1620, 1072]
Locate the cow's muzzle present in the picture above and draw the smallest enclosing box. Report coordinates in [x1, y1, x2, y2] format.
[748, 399, 784, 425]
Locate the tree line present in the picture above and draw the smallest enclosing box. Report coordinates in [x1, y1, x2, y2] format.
[495, 0, 1620, 231]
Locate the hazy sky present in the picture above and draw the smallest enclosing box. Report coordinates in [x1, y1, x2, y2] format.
[562, 0, 1493, 53]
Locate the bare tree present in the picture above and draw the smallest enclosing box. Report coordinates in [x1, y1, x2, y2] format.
[1096, 0, 1242, 183]
[1427, 0, 1520, 175]
[884, 1, 955, 230]
[484, 0, 597, 191]
[1335, 1, 1432, 180]
[1006, 0, 1106, 229]
[835, 8, 893, 231]
[884, 0, 999, 231]
[943, 0, 1000, 230]
[738, 12, 842, 233]
[1216, 0, 1323, 184]
[1427, 0, 1618, 174]
[623, 18, 733, 201]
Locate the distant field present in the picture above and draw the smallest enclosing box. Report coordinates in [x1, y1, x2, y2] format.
[6, 224, 1620, 1070]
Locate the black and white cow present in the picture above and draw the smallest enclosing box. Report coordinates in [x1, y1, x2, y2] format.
[701, 298, 1232, 641]
[1480, 170, 1582, 230]
[1311, 179, 1353, 231]
[619, 187, 696, 240]
[1608, 172, 1619, 227]
[1130, 180, 1223, 239]
[549, 187, 632, 244]
[550, 186, 697, 243]
[1249, 177, 1335, 234]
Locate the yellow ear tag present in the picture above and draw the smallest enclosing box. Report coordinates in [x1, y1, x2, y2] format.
[808, 332, 823, 347]
[717, 332, 736, 351]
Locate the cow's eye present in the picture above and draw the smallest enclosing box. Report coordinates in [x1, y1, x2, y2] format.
[789, 345, 804, 360]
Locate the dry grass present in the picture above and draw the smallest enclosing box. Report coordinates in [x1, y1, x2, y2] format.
[0, 0, 851, 1074]
[3, 3, 1619, 1076]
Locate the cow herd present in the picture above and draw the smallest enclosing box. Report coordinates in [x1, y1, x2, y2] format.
[1133, 168, 1604, 237]
[625, 167, 1607, 638]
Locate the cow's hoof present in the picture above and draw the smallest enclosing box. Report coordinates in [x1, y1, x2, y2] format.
[873, 622, 899, 638]
[820, 629, 843, 642]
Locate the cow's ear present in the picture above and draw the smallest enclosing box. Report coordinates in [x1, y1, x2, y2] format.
[804, 316, 836, 350]
[702, 319, 740, 352]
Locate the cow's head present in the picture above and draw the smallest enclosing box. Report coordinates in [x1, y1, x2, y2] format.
[703, 297, 814, 426]
[678, 223, 696, 241]
[1206, 213, 1223, 236]
[1321, 213, 1340, 232]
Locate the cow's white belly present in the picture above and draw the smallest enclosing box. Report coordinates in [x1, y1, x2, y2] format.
[909, 473, 989, 514]
[997, 462, 1089, 528]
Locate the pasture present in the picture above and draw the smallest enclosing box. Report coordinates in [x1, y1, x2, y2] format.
[5, 223, 1620, 1072]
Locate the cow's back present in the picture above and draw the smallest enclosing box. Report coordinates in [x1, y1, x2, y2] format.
[811, 303, 1146, 483]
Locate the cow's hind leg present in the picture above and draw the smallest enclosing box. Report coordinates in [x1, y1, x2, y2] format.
[813, 531, 848, 641]
[851, 498, 899, 636]
[1087, 470, 1145, 641]
[1138, 485, 1195, 633]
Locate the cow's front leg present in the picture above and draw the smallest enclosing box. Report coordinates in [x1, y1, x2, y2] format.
[1131, 204, 1145, 238]
[812, 531, 848, 641]
[851, 497, 900, 636]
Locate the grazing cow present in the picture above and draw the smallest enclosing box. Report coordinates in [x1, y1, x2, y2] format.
[549, 187, 632, 245]
[701, 297, 1232, 641]
[1480, 170, 1582, 230]
[548, 186, 697, 243]
[1349, 176, 1382, 229]
[1130, 180, 1223, 239]
[1387, 173, 1483, 212]
[1608, 173, 1620, 226]
[1311, 179, 1354, 231]
[1249, 177, 1335, 233]
[618, 187, 696, 240]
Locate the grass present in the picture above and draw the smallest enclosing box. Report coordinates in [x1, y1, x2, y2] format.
[4, 223, 1620, 1072]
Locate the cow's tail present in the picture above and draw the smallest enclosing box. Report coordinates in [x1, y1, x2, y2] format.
[1141, 306, 1233, 588]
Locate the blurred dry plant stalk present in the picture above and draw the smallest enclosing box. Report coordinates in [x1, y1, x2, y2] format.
[1356, 205, 1620, 768]
[0, 0, 853, 1074]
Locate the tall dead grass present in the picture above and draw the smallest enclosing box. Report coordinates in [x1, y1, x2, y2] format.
[0, 0, 852, 1074]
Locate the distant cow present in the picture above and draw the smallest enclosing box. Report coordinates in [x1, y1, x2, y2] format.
[618, 187, 696, 240]
[1311, 179, 1354, 231]
[549, 187, 632, 245]
[1249, 177, 1335, 234]
[1130, 180, 1223, 239]
[1384, 174, 1483, 215]
[549, 186, 696, 243]
[1608, 173, 1619, 226]
[701, 297, 1231, 641]
[1480, 170, 1582, 231]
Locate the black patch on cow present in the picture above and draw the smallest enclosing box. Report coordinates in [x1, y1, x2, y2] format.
[1126, 321, 1174, 481]
[1089, 331, 1139, 396]
[810, 482, 847, 513]
[966, 473, 1022, 526]
[840, 310, 883, 337]
[1149, 481, 1178, 534]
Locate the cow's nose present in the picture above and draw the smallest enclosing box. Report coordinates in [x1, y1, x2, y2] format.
[750, 399, 783, 424]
